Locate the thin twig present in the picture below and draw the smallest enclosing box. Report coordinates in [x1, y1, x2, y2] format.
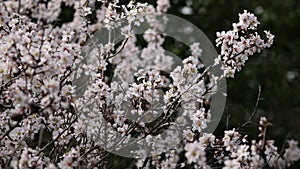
[279, 132, 291, 156]
[107, 38, 129, 59]
[17, 0, 21, 13]
[237, 85, 262, 130]
[258, 125, 268, 168]
[226, 113, 230, 130]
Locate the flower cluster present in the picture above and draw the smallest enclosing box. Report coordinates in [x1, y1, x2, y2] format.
[215, 10, 275, 78]
[0, 0, 299, 169]
[0, 11, 81, 169]
[181, 117, 300, 169]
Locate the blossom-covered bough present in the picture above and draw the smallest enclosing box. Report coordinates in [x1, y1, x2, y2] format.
[0, 0, 299, 168]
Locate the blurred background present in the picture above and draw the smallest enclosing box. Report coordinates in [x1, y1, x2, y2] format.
[163, 0, 300, 167]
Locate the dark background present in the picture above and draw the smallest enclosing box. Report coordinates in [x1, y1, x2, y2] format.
[176, 0, 300, 141]
[164, 0, 300, 167]
[120, 0, 300, 167]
